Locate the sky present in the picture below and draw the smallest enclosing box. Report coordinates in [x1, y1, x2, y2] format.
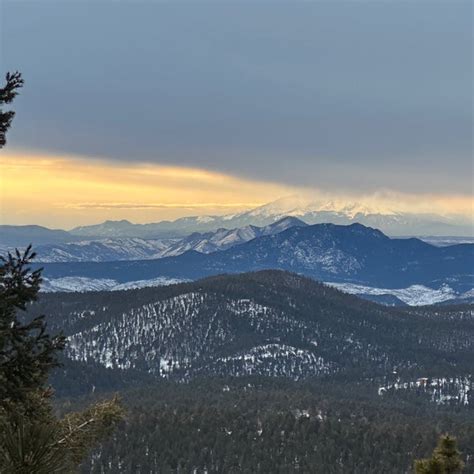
[0, 0, 472, 228]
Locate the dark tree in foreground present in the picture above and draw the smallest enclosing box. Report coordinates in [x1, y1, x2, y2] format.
[0, 246, 65, 409]
[0, 71, 23, 148]
[0, 248, 124, 471]
[415, 435, 464, 474]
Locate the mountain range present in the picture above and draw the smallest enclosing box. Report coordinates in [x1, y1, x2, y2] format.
[2, 197, 472, 246]
[35, 223, 474, 299]
[68, 197, 474, 238]
[13, 217, 306, 263]
[3, 197, 472, 306]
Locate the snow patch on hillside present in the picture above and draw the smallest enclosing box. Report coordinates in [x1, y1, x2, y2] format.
[41, 276, 185, 293]
[208, 343, 334, 379]
[41, 276, 473, 305]
[325, 282, 468, 306]
[378, 376, 471, 406]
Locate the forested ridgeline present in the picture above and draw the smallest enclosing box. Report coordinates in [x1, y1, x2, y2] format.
[30, 271, 474, 391]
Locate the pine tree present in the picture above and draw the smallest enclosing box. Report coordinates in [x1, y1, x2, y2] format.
[415, 456, 444, 474]
[0, 246, 65, 412]
[415, 435, 464, 474]
[0, 71, 23, 148]
[433, 436, 464, 474]
[0, 248, 124, 472]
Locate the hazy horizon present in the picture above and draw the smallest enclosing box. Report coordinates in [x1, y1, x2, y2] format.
[1, 192, 473, 233]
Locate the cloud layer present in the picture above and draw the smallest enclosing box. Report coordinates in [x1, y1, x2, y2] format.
[2, 1, 472, 198]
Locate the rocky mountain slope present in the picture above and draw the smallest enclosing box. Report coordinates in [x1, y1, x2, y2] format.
[36, 223, 474, 293]
[6, 217, 306, 263]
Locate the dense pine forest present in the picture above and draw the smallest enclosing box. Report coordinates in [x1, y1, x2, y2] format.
[53, 377, 472, 473]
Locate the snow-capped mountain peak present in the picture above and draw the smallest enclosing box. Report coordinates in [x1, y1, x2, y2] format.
[241, 195, 397, 220]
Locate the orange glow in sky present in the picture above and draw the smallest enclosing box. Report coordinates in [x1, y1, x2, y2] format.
[0, 152, 296, 228]
[0, 151, 472, 229]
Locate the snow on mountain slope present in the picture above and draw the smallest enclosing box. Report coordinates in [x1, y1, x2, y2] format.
[206, 344, 333, 378]
[66, 196, 473, 239]
[237, 196, 472, 236]
[34, 238, 175, 263]
[325, 282, 465, 306]
[378, 376, 472, 406]
[41, 272, 473, 307]
[242, 196, 394, 219]
[66, 292, 332, 378]
[28, 217, 307, 263]
[35, 223, 474, 296]
[41, 276, 185, 292]
[160, 217, 307, 258]
[419, 236, 474, 247]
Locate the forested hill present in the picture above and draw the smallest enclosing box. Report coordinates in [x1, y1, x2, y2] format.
[31, 270, 473, 391]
